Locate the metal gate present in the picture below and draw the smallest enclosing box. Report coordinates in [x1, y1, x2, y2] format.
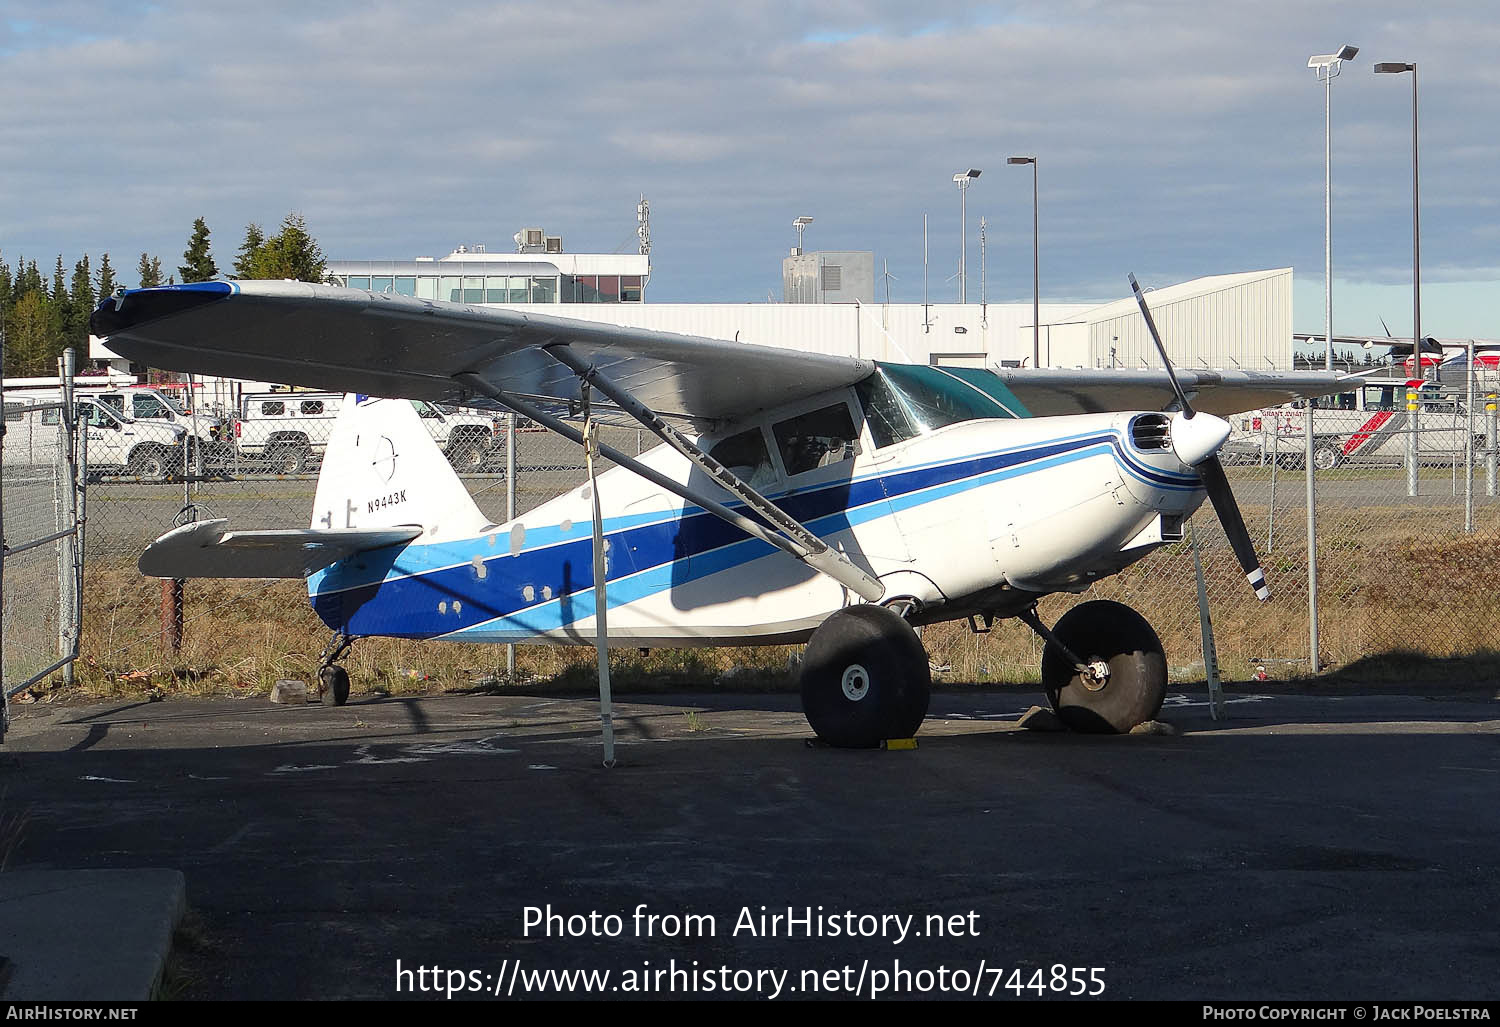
[1, 348, 86, 743]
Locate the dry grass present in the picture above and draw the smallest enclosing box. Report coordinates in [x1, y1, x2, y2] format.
[16, 511, 1500, 706]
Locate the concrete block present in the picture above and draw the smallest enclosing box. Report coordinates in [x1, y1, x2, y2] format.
[1018, 705, 1066, 732]
[270, 679, 308, 705]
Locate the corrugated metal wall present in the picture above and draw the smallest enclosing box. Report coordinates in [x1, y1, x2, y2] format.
[1085, 269, 1293, 371]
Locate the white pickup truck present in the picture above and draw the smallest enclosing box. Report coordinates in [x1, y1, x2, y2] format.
[234, 393, 501, 473]
[3, 397, 188, 479]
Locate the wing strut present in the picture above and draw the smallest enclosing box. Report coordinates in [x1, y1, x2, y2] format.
[453, 368, 886, 604]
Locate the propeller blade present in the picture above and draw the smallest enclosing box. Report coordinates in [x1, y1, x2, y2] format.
[1197, 455, 1271, 601]
[1128, 273, 1195, 418]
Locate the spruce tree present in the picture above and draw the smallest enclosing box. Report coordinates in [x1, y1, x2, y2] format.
[254, 212, 327, 282]
[68, 256, 95, 347]
[97, 253, 118, 300]
[232, 223, 265, 279]
[137, 253, 163, 289]
[178, 217, 218, 282]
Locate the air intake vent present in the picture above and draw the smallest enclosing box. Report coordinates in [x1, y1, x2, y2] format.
[820, 264, 842, 292]
[1131, 413, 1172, 451]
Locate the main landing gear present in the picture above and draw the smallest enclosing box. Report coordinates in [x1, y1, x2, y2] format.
[800, 604, 931, 748]
[1021, 601, 1167, 734]
[316, 631, 354, 707]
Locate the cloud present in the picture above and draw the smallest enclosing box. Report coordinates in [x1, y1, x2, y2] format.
[0, 0, 1495, 335]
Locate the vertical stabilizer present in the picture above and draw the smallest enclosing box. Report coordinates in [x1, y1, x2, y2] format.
[310, 395, 490, 542]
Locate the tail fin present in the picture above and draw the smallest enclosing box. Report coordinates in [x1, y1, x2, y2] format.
[310, 394, 490, 541]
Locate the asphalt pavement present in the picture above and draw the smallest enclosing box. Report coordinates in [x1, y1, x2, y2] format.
[2, 686, 1498, 1000]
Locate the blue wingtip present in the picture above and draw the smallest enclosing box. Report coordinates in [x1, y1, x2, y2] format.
[90, 281, 233, 336]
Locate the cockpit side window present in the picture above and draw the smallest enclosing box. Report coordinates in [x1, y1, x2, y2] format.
[707, 427, 778, 490]
[773, 404, 859, 476]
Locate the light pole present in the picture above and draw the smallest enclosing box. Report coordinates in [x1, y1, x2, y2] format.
[792, 215, 814, 256]
[1376, 60, 1422, 500]
[1375, 61, 1421, 381]
[953, 169, 981, 302]
[1008, 156, 1039, 368]
[1307, 44, 1357, 372]
[791, 216, 814, 304]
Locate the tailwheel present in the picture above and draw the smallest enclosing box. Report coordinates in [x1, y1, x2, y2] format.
[1037, 600, 1167, 734]
[801, 605, 931, 748]
[316, 632, 355, 707]
[319, 665, 351, 707]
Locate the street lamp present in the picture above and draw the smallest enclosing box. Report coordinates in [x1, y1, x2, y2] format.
[1374, 61, 1421, 383]
[953, 169, 981, 302]
[1376, 59, 1422, 502]
[792, 216, 814, 256]
[1008, 156, 1039, 368]
[1307, 44, 1357, 372]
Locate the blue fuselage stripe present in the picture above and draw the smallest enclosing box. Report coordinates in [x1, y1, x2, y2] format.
[310, 429, 1199, 638]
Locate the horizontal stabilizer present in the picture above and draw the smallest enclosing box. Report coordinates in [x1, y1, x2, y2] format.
[139, 518, 421, 579]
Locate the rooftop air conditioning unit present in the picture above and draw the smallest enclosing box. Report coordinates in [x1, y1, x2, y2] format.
[544, 236, 563, 253]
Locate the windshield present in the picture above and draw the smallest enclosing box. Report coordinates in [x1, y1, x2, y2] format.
[855, 363, 1028, 448]
[154, 391, 190, 416]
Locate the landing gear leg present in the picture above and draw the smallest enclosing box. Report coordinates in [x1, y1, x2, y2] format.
[800, 605, 931, 748]
[316, 631, 354, 707]
[1020, 601, 1166, 734]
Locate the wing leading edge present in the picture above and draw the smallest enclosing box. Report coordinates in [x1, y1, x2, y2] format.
[91, 281, 874, 429]
[92, 282, 1345, 427]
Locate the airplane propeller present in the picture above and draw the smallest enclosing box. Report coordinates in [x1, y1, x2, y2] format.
[1128, 273, 1271, 601]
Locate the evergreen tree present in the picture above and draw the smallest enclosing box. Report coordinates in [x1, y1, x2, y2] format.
[137, 253, 163, 289]
[97, 252, 118, 300]
[0, 252, 12, 321]
[22, 260, 44, 298]
[178, 216, 218, 282]
[68, 256, 95, 347]
[232, 223, 266, 279]
[252, 212, 326, 282]
[5, 292, 56, 375]
[49, 256, 69, 354]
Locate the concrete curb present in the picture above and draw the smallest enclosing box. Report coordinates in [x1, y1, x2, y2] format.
[0, 869, 186, 1000]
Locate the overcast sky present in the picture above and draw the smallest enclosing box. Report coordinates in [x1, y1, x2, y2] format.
[3, 1, 1496, 337]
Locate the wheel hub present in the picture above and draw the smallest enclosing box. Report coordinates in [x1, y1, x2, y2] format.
[1080, 659, 1111, 691]
[841, 664, 871, 702]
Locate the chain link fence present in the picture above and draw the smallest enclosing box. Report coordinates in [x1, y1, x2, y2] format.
[49, 370, 1500, 691]
[2, 369, 85, 738]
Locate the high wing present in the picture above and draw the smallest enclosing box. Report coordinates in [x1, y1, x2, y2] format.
[92, 281, 1346, 425]
[92, 281, 874, 430]
[993, 367, 1348, 417]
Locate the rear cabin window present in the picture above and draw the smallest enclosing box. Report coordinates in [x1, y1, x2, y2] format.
[773, 404, 858, 476]
[260, 402, 285, 416]
[4, 403, 24, 422]
[300, 401, 325, 415]
[98, 395, 126, 414]
[41, 408, 61, 426]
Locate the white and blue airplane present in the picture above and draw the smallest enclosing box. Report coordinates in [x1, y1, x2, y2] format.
[92, 277, 1343, 743]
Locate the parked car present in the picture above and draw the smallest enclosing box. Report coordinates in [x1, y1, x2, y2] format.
[234, 392, 501, 473]
[3, 397, 187, 480]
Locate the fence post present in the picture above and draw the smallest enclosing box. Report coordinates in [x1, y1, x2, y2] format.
[58, 349, 80, 685]
[1466, 340, 1475, 531]
[1488, 390, 1497, 498]
[505, 412, 516, 679]
[1305, 403, 1319, 672]
[1407, 384, 1420, 497]
[161, 578, 183, 653]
